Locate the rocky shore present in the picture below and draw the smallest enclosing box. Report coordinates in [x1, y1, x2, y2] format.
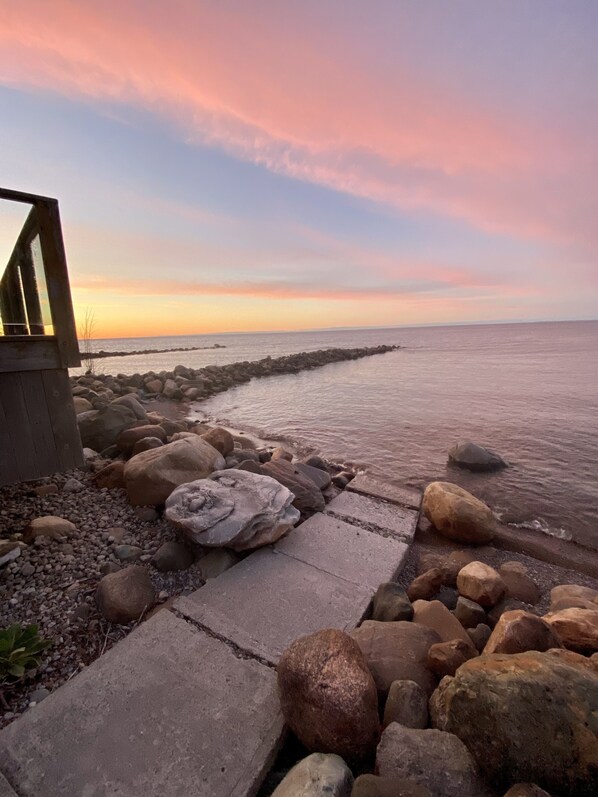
[2, 342, 598, 796]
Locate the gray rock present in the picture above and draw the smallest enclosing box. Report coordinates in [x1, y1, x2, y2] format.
[383, 680, 428, 729]
[237, 459, 263, 475]
[77, 403, 138, 451]
[151, 541, 194, 572]
[376, 723, 489, 797]
[295, 462, 332, 490]
[454, 597, 487, 629]
[197, 549, 241, 579]
[271, 753, 353, 796]
[372, 583, 414, 622]
[302, 455, 328, 472]
[448, 441, 507, 472]
[165, 469, 300, 551]
[113, 544, 143, 562]
[28, 688, 50, 705]
[63, 478, 84, 493]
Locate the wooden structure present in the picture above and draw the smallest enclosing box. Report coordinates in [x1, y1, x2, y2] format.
[0, 187, 83, 485]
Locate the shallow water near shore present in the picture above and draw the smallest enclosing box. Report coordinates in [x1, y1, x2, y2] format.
[87, 321, 598, 549]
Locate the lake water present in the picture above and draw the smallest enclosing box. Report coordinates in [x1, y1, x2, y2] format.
[86, 321, 598, 549]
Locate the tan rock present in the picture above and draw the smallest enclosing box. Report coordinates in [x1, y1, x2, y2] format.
[93, 461, 126, 489]
[351, 620, 440, 696]
[123, 436, 225, 506]
[550, 584, 598, 612]
[201, 427, 235, 456]
[22, 516, 77, 544]
[277, 629, 380, 763]
[407, 568, 444, 601]
[543, 607, 598, 653]
[457, 562, 505, 607]
[422, 482, 496, 544]
[484, 610, 563, 655]
[412, 600, 476, 650]
[95, 565, 156, 624]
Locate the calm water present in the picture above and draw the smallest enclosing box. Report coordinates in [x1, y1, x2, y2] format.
[85, 322, 598, 549]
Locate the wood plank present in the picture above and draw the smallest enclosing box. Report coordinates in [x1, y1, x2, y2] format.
[36, 201, 80, 368]
[0, 371, 41, 482]
[19, 370, 58, 477]
[0, 187, 54, 205]
[0, 337, 61, 373]
[41, 369, 84, 471]
[0, 389, 16, 485]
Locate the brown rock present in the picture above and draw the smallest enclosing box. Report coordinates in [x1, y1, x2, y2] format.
[351, 620, 440, 696]
[277, 629, 380, 763]
[73, 396, 93, 414]
[499, 562, 541, 605]
[351, 774, 431, 797]
[429, 651, 598, 796]
[93, 461, 126, 489]
[550, 584, 598, 612]
[22, 516, 77, 544]
[201, 427, 235, 456]
[407, 569, 444, 601]
[543, 607, 598, 653]
[457, 561, 505, 607]
[262, 459, 325, 513]
[376, 723, 489, 797]
[427, 639, 477, 678]
[271, 446, 293, 461]
[467, 623, 492, 652]
[484, 610, 563, 655]
[131, 437, 165, 456]
[412, 600, 476, 650]
[382, 680, 428, 729]
[116, 424, 167, 455]
[422, 482, 496, 544]
[95, 565, 156, 624]
[144, 378, 163, 393]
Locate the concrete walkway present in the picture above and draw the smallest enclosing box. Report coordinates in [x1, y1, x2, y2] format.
[0, 478, 420, 797]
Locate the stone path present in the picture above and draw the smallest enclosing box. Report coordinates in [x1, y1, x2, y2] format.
[0, 478, 420, 797]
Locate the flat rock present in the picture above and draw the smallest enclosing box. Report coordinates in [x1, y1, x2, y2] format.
[165, 469, 300, 551]
[176, 549, 374, 664]
[351, 621, 440, 696]
[274, 514, 408, 591]
[0, 611, 284, 797]
[346, 475, 422, 510]
[376, 723, 489, 797]
[324, 492, 418, 542]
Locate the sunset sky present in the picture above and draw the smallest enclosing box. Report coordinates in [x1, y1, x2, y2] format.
[0, 1, 597, 337]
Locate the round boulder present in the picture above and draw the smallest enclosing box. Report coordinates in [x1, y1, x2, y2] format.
[96, 565, 156, 624]
[422, 482, 496, 544]
[277, 628, 380, 763]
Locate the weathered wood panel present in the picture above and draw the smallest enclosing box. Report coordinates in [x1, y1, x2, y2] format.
[0, 337, 61, 373]
[0, 369, 83, 485]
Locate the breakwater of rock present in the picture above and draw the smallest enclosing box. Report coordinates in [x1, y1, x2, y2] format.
[72, 345, 399, 404]
[82, 343, 226, 360]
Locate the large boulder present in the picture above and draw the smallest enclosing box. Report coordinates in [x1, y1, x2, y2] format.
[124, 436, 225, 506]
[95, 566, 156, 624]
[422, 482, 496, 544]
[277, 629, 380, 763]
[77, 403, 139, 451]
[351, 621, 440, 696]
[543, 607, 598, 653]
[262, 459, 326, 513]
[448, 440, 507, 472]
[376, 723, 489, 797]
[429, 651, 598, 796]
[484, 610, 563, 655]
[456, 561, 505, 607]
[271, 753, 353, 797]
[165, 469, 300, 551]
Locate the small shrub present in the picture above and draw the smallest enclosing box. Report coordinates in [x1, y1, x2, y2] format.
[0, 624, 51, 682]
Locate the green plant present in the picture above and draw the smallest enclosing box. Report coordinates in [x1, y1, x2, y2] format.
[0, 624, 51, 682]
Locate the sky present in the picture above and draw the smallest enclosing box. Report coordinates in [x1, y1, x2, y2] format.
[0, 0, 597, 338]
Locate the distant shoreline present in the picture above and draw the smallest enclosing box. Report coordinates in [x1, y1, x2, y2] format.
[82, 343, 226, 360]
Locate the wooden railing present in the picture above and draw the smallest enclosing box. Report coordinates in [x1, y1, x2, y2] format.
[0, 188, 80, 369]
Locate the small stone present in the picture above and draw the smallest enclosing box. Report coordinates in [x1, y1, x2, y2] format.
[454, 596, 487, 629]
[435, 587, 459, 611]
[271, 753, 353, 796]
[63, 478, 84, 493]
[28, 687, 50, 704]
[113, 544, 143, 562]
[0, 540, 21, 567]
[383, 680, 428, 729]
[294, 462, 331, 490]
[106, 527, 127, 543]
[407, 569, 444, 602]
[151, 541, 194, 572]
[134, 507, 159, 522]
[33, 484, 59, 497]
[427, 639, 477, 678]
[201, 427, 235, 456]
[100, 561, 121, 576]
[457, 562, 505, 607]
[271, 446, 293, 462]
[20, 562, 35, 577]
[372, 583, 414, 622]
[93, 461, 126, 489]
[96, 565, 156, 624]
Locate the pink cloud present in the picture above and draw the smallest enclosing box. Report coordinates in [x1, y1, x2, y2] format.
[1, 1, 596, 255]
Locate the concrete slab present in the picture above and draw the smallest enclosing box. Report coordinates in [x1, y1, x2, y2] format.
[347, 474, 422, 510]
[0, 611, 284, 797]
[176, 548, 374, 665]
[324, 490, 418, 542]
[274, 513, 408, 590]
